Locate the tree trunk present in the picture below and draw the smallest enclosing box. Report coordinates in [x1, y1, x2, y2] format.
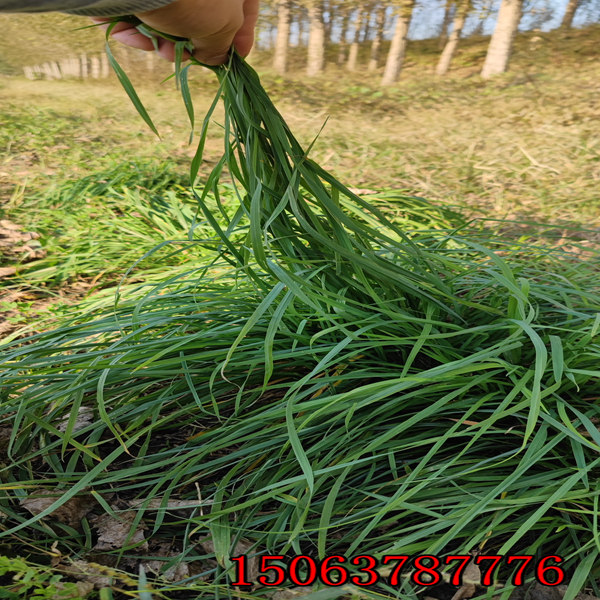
[368, 3, 387, 71]
[101, 53, 110, 78]
[438, 0, 454, 49]
[347, 5, 367, 71]
[324, 0, 333, 42]
[337, 10, 351, 64]
[274, 0, 292, 74]
[381, 0, 415, 86]
[299, 7, 308, 46]
[146, 50, 156, 73]
[436, 0, 470, 75]
[307, 1, 326, 76]
[90, 55, 101, 79]
[561, 0, 579, 28]
[80, 53, 88, 79]
[481, 0, 523, 78]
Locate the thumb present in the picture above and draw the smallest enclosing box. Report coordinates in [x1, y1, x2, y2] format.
[189, 19, 243, 65]
[191, 38, 232, 65]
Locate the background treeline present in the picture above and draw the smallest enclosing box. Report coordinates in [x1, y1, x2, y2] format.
[0, 0, 598, 82]
[254, 0, 598, 82]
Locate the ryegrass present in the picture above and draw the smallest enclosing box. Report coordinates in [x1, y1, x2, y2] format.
[1, 49, 600, 600]
[3, 161, 198, 286]
[0, 159, 239, 343]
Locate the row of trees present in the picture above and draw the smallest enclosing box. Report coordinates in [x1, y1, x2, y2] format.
[255, 0, 587, 84]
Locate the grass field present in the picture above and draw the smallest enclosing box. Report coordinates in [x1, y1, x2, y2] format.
[1, 22, 600, 600]
[2, 34, 599, 334]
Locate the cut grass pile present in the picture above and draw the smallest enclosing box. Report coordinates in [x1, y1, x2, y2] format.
[1, 53, 600, 599]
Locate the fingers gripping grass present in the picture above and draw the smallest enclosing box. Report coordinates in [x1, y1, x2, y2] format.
[1, 44, 600, 598]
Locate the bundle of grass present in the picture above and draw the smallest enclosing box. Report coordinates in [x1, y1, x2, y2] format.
[1, 48, 600, 599]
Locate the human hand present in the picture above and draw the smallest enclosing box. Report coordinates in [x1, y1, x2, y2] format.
[92, 0, 259, 65]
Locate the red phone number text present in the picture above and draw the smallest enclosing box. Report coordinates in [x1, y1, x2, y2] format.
[232, 554, 565, 588]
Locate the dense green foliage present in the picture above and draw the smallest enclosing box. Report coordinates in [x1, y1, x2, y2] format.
[1, 53, 600, 599]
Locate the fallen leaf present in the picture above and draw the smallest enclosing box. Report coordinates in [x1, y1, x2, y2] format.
[63, 559, 133, 589]
[142, 543, 190, 582]
[57, 406, 95, 433]
[20, 492, 97, 529]
[0, 267, 17, 278]
[449, 559, 481, 600]
[0, 219, 22, 231]
[348, 187, 378, 195]
[0, 220, 45, 261]
[91, 508, 148, 552]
